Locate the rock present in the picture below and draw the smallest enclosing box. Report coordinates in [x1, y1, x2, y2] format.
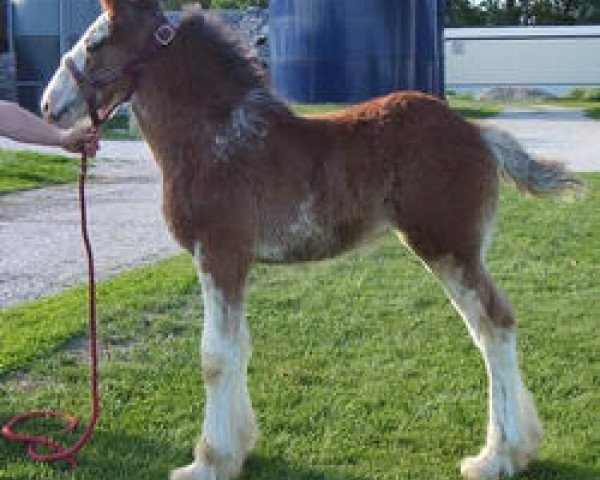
[209, 8, 270, 69]
[166, 8, 270, 68]
[477, 86, 556, 102]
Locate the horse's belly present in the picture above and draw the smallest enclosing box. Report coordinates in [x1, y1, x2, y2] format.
[254, 235, 339, 263]
[252, 195, 389, 263]
[254, 219, 337, 263]
[253, 218, 387, 264]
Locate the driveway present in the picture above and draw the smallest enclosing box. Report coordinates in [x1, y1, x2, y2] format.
[0, 138, 180, 308]
[0, 105, 598, 308]
[484, 105, 600, 172]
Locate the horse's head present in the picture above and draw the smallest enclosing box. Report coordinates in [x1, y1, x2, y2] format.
[41, 0, 170, 127]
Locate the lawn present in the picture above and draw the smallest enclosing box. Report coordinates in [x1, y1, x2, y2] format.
[552, 99, 600, 121]
[446, 97, 503, 119]
[294, 99, 503, 119]
[561, 103, 600, 120]
[101, 115, 141, 140]
[0, 149, 81, 195]
[585, 106, 600, 120]
[1, 174, 598, 480]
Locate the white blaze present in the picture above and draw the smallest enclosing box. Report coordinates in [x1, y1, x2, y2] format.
[41, 13, 111, 126]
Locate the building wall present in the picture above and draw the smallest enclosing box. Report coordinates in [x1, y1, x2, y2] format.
[0, 51, 16, 101]
[445, 26, 600, 93]
[9, 0, 100, 111]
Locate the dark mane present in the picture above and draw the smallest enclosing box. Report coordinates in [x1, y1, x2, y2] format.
[178, 10, 268, 90]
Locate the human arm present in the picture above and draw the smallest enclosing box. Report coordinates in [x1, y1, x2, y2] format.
[0, 100, 99, 155]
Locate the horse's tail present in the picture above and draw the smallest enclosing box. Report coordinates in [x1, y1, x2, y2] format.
[479, 124, 584, 198]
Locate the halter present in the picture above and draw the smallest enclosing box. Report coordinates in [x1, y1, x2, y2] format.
[65, 18, 177, 127]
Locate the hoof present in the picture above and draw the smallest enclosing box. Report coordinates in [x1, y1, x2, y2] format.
[170, 462, 220, 480]
[460, 443, 539, 480]
[461, 451, 511, 480]
[170, 463, 199, 480]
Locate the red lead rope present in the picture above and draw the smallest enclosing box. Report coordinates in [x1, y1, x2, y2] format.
[2, 151, 100, 468]
[0, 16, 175, 466]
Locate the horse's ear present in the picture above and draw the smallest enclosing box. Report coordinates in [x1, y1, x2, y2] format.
[100, 0, 116, 17]
[100, 0, 160, 18]
[182, 2, 203, 17]
[128, 0, 161, 10]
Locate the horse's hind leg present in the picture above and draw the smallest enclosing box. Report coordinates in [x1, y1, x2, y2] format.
[428, 255, 543, 479]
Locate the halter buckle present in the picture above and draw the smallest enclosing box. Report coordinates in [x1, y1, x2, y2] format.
[154, 23, 176, 46]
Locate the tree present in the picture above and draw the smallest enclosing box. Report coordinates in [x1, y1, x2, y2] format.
[569, 0, 600, 24]
[161, 0, 267, 9]
[525, 0, 600, 25]
[161, 0, 600, 22]
[455, 0, 600, 26]
[445, 0, 483, 26]
[210, 0, 268, 7]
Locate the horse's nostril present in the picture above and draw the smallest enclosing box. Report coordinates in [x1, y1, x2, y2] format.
[41, 101, 63, 123]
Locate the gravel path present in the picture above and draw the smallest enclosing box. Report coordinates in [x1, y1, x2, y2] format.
[484, 105, 600, 172]
[0, 139, 180, 308]
[0, 106, 598, 308]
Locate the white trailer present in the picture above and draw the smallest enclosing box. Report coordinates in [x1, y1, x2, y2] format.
[444, 26, 600, 94]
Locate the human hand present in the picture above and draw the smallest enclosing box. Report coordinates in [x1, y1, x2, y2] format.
[59, 125, 100, 156]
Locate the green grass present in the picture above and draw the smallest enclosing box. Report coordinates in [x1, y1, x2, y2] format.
[573, 103, 600, 121]
[0, 149, 81, 195]
[101, 115, 141, 140]
[293, 104, 347, 116]
[585, 106, 600, 120]
[553, 99, 600, 121]
[447, 98, 503, 119]
[294, 99, 503, 119]
[1, 174, 599, 479]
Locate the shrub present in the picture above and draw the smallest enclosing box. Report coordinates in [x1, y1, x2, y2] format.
[566, 87, 587, 100]
[583, 88, 600, 101]
[566, 87, 600, 102]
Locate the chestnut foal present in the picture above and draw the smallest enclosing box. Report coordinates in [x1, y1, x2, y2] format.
[42, 1, 581, 479]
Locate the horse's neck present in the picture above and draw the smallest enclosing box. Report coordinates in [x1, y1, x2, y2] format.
[129, 17, 272, 169]
[132, 74, 245, 171]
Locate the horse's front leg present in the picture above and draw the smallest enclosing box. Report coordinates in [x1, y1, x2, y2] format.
[171, 243, 258, 480]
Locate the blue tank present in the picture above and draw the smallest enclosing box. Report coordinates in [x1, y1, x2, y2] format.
[269, 0, 445, 103]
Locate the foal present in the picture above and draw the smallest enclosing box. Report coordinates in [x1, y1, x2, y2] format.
[41, 1, 581, 479]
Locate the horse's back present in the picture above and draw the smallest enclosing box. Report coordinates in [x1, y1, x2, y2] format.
[296, 91, 499, 261]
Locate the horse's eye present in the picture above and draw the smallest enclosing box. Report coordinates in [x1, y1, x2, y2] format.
[86, 39, 104, 53]
[85, 29, 110, 53]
